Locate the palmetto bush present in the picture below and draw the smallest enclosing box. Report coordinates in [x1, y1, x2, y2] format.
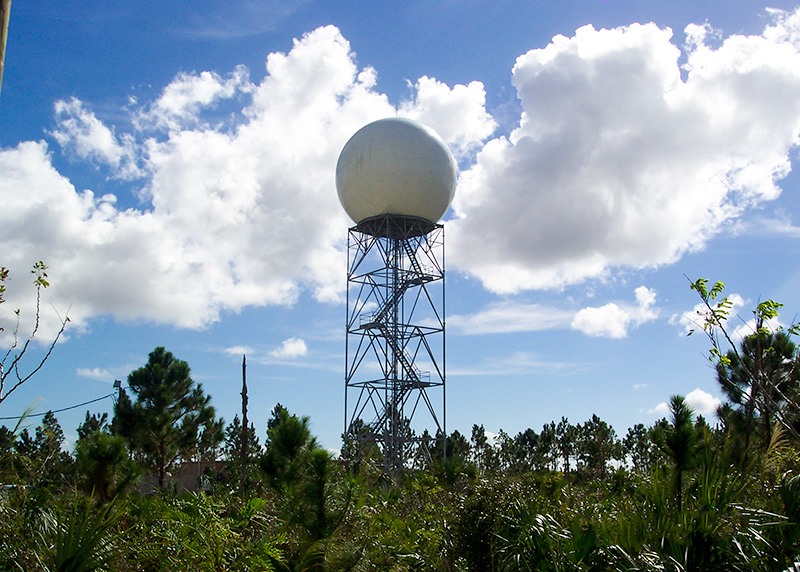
[0, 486, 57, 571]
[346, 472, 460, 572]
[51, 494, 123, 572]
[446, 459, 800, 572]
[0, 490, 122, 572]
[121, 493, 284, 572]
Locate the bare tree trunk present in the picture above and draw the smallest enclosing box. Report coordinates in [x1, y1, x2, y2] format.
[239, 354, 248, 500]
[0, 0, 11, 99]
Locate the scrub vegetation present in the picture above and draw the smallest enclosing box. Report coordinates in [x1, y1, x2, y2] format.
[1, 279, 800, 571]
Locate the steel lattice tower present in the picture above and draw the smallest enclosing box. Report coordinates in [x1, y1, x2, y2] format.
[344, 213, 445, 475]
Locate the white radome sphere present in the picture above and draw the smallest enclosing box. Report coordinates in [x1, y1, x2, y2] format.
[336, 118, 457, 224]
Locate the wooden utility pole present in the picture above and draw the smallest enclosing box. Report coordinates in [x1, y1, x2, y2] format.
[239, 354, 248, 500]
[0, 0, 10, 99]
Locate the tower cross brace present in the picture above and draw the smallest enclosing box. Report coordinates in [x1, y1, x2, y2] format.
[344, 213, 446, 475]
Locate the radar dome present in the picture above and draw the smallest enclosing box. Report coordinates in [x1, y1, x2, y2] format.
[336, 118, 457, 225]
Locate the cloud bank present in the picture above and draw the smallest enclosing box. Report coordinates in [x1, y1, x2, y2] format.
[449, 12, 800, 292]
[0, 26, 492, 336]
[3, 10, 800, 336]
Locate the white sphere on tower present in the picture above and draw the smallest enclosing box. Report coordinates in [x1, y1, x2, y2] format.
[336, 118, 457, 225]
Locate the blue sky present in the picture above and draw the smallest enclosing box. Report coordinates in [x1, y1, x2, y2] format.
[2, 0, 800, 453]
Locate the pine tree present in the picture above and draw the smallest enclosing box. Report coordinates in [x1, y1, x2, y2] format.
[113, 347, 218, 490]
[651, 395, 699, 512]
[75, 412, 139, 502]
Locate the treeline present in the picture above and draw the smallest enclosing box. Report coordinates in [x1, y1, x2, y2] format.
[430, 413, 674, 480]
[0, 391, 713, 498]
[1, 349, 800, 570]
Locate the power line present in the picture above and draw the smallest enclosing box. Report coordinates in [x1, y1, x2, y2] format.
[0, 393, 115, 421]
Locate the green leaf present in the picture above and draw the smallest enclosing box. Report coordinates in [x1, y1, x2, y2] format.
[756, 299, 783, 321]
[709, 280, 725, 300]
[690, 278, 709, 298]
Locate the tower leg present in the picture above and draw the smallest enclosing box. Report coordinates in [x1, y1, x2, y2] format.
[343, 214, 446, 476]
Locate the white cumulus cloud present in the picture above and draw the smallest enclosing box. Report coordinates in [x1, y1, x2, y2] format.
[135, 65, 252, 131]
[571, 286, 658, 338]
[51, 98, 140, 178]
[270, 337, 308, 359]
[685, 388, 722, 415]
[400, 76, 497, 157]
[448, 11, 800, 292]
[650, 388, 721, 417]
[0, 26, 494, 337]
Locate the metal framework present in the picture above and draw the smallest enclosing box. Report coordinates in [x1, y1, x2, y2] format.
[344, 213, 445, 475]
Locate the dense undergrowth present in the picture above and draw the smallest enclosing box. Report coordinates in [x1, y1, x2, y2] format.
[2, 436, 800, 572]
[3, 282, 800, 570]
